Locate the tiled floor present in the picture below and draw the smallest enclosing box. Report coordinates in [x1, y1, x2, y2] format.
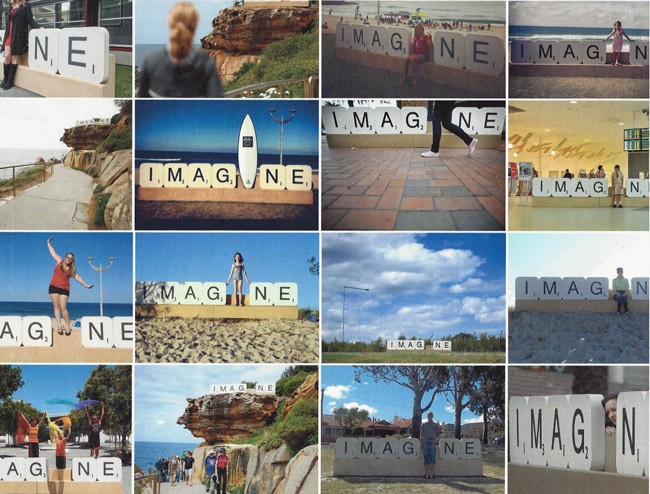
[321, 140, 505, 231]
[508, 196, 650, 231]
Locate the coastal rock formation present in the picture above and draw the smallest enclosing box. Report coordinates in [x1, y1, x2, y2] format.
[202, 7, 315, 53]
[61, 123, 112, 150]
[178, 392, 278, 443]
[200, 6, 315, 81]
[282, 373, 318, 418]
[191, 443, 317, 494]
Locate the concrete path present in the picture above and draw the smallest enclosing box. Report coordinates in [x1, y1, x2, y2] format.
[0, 163, 93, 230]
[0, 84, 39, 97]
[159, 480, 212, 493]
[322, 138, 505, 231]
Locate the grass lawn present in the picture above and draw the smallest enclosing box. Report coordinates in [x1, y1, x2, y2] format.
[322, 351, 506, 364]
[320, 446, 504, 494]
[115, 64, 132, 98]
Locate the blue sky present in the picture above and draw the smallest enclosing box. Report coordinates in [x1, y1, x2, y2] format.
[322, 366, 485, 426]
[508, 232, 650, 307]
[136, 233, 319, 308]
[0, 233, 133, 304]
[136, 100, 319, 155]
[322, 233, 506, 342]
[136, 0, 231, 45]
[9, 365, 109, 417]
[510, 1, 648, 29]
[135, 364, 288, 443]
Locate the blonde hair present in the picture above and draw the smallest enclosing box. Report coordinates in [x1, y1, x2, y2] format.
[414, 23, 425, 37]
[13, 0, 28, 7]
[60, 252, 77, 278]
[168, 2, 199, 61]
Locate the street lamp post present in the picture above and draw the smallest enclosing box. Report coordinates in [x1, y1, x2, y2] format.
[269, 109, 297, 166]
[86, 257, 115, 317]
[342, 285, 370, 343]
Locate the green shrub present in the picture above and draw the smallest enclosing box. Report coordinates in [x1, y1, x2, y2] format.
[111, 113, 122, 125]
[275, 372, 309, 397]
[94, 192, 111, 227]
[98, 127, 131, 153]
[276, 398, 318, 453]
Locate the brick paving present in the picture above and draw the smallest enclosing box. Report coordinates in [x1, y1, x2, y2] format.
[321, 139, 505, 231]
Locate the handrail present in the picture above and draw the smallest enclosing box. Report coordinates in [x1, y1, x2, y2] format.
[0, 162, 54, 197]
[134, 469, 161, 494]
[225, 75, 319, 98]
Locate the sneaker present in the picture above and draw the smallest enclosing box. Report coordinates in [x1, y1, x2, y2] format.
[618, 204, 623, 208]
[468, 138, 479, 156]
[612, 204, 617, 208]
[421, 150, 440, 158]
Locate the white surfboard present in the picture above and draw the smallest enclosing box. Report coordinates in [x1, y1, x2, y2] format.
[238, 114, 258, 189]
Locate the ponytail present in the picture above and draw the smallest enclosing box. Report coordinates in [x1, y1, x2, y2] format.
[168, 2, 199, 61]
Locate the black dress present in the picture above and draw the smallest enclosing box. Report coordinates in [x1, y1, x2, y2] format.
[3, 5, 40, 56]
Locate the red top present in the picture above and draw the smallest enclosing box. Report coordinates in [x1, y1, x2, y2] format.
[217, 455, 228, 468]
[56, 439, 67, 456]
[4, 8, 16, 47]
[413, 34, 431, 55]
[50, 262, 72, 290]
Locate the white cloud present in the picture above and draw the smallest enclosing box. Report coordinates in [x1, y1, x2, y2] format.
[450, 278, 484, 293]
[342, 402, 378, 415]
[445, 405, 455, 413]
[324, 385, 350, 399]
[462, 296, 505, 323]
[155, 419, 165, 426]
[328, 401, 337, 407]
[462, 415, 484, 424]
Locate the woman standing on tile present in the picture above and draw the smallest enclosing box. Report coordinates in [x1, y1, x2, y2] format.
[1, 0, 41, 90]
[47, 237, 94, 335]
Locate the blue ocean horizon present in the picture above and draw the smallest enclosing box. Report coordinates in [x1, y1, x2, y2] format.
[135, 150, 319, 171]
[135, 441, 202, 472]
[0, 301, 133, 318]
[509, 25, 650, 42]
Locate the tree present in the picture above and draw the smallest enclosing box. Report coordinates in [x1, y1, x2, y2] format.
[307, 256, 319, 276]
[333, 406, 369, 435]
[354, 366, 448, 439]
[77, 366, 132, 455]
[0, 400, 45, 444]
[445, 367, 483, 439]
[281, 366, 319, 379]
[467, 367, 505, 444]
[0, 366, 23, 401]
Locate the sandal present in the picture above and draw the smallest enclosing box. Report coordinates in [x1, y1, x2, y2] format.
[63, 324, 72, 336]
[55, 321, 63, 335]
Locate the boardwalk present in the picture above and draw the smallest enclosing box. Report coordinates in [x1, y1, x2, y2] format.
[322, 139, 505, 231]
[0, 163, 93, 230]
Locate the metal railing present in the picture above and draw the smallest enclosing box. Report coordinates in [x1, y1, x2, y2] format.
[134, 468, 161, 494]
[225, 75, 319, 98]
[0, 162, 54, 197]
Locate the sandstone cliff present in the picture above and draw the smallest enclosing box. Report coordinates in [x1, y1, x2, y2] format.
[192, 443, 317, 494]
[282, 373, 318, 419]
[200, 6, 315, 82]
[178, 392, 278, 443]
[62, 116, 132, 230]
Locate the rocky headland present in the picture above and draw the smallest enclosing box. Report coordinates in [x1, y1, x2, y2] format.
[61, 109, 132, 230]
[177, 374, 318, 494]
[200, 6, 316, 81]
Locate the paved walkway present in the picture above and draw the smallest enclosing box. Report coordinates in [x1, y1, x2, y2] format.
[0, 84, 38, 97]
[322, 140, 505, 231]
[0, 164, 93, 230]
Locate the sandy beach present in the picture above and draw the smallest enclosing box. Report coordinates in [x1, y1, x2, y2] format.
[509, 310, 649, 363]
[0, 444, 131, 494]
[322, 15, 506, 40]
[136, 318, 319, 363]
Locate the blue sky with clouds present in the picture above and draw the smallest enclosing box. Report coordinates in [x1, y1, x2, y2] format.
[136, 232, 319, 308]
[0, 233, 133, 304]
[322, 365, 486, 426]
[135, 364, 288, 443]
[321, 233, 505, 342]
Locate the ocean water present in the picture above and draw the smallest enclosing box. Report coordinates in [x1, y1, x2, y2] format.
[509, 25, 650, 42]
[327, 1, 506, 24]
[135, 150, 319, 171]
[0, 148, 68, 180]
[0, 301, 133, 318]
[135, 44, 201, 69]
[135, 441, 202, 472]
